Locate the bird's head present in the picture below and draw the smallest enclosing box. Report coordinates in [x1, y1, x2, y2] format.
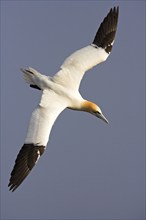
[82, 100, 109, 124]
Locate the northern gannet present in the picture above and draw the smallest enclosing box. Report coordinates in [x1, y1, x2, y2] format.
[8, 7, 119, 191]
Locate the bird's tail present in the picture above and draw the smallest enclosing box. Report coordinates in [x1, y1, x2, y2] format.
[21, 67, 46, 90]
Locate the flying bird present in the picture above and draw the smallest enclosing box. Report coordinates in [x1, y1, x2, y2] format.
[8, 6, 119, 191]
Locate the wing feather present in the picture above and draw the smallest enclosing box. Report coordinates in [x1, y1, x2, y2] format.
[53, 7, 119, 90]
[25, 90, 67, 146]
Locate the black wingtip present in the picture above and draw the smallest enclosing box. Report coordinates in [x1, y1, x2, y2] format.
[92, 6, 119, 53]
[8, 144, 45, 192]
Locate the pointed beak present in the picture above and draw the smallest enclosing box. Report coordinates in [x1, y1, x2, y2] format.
[96, 112, 109, 124]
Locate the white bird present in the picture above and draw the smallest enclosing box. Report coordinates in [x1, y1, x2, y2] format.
[8, 7, 119, 191]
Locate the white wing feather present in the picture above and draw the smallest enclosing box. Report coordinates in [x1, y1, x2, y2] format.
[25, 90, 68, 146]
[53, 45, 109, 90]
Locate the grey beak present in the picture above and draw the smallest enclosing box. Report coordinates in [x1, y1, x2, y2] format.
[96, 112, 109, 124]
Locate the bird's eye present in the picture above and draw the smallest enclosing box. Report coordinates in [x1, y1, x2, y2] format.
[93, 110, 101, 115]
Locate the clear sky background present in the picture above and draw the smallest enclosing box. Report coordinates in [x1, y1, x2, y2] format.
[1, 1, 145, 219]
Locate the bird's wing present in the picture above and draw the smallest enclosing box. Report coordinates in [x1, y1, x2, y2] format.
[53, 7, 119, 90]
[8, 90, 68, 191]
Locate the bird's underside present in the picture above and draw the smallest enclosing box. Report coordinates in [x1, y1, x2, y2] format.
[8, 6, 119, 192]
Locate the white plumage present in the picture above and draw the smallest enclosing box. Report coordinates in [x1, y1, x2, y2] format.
[8, 7, 119, 191]
[25, 90, 68, 146]
[54, 45, 109, 90]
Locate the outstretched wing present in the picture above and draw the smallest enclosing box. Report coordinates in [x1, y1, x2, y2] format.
[8, 90, 68, 191]
[53, 7, 119, 90]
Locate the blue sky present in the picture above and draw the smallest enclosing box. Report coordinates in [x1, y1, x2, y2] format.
[1, 1, 145, 219]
